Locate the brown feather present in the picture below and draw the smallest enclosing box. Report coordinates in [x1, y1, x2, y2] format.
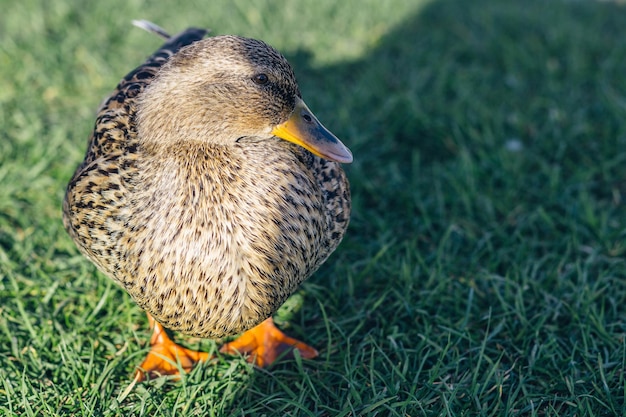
[63, 26, 350, 338]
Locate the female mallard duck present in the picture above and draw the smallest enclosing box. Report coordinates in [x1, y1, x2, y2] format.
[62, 21, 351, 381]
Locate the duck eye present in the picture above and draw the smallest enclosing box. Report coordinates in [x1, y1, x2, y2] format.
[252, 73, 269, 85]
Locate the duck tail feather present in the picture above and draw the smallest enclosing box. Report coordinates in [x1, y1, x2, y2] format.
[132, 20, 172, 39]
[132, 20, 210, 52]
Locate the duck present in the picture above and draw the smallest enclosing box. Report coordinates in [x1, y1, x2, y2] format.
[62, 20, 351, 381]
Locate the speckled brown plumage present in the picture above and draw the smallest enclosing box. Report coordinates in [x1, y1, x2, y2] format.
[62, 25, 350, 341]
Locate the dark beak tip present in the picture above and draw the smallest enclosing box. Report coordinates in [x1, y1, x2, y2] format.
[333, 148, 353, 164]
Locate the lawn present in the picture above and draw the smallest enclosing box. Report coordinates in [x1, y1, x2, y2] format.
[1, 0, 626, 415]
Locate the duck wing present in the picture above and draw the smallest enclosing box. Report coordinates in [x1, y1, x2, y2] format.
[63, 23, 207, 272]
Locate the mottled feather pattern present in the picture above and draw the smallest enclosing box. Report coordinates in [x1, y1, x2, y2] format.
[63, 27, 350, 339]
[64, 28, 208, 279]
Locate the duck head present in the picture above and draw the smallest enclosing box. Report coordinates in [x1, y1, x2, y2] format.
[136, 35, 352, 163]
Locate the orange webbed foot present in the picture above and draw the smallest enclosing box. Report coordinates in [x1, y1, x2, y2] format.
[219, 318, 318, 367]
[134, 314, 211, 382]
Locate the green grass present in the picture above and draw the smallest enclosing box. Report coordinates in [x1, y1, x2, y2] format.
[2, 0, 626, 415]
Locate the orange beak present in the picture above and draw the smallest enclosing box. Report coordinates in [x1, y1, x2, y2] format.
[271, 97, 353, 163]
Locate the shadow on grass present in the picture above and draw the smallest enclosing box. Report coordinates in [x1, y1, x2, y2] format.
[286, 0, 626, 237]
[294, 0, 626, 167]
